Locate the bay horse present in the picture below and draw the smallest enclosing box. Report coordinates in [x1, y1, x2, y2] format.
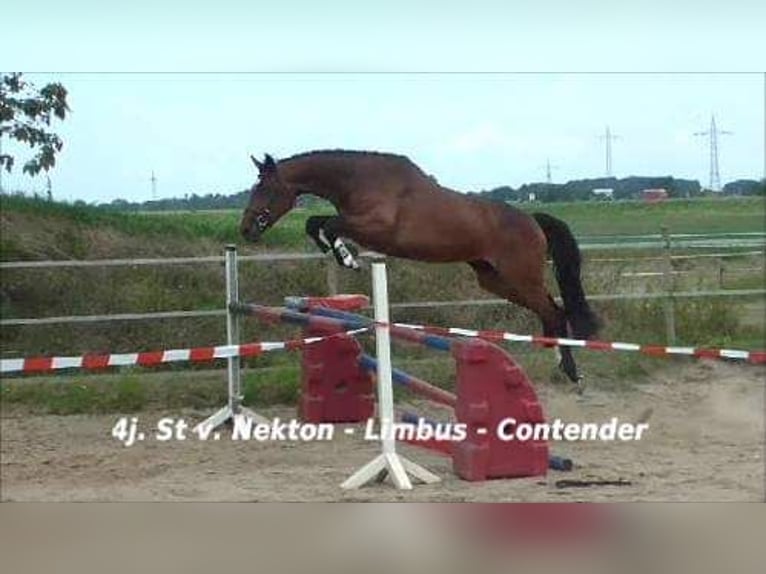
[240, 150, 599, 385]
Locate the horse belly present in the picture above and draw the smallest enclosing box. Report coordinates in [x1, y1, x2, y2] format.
[393, 236, 482, 262]
[365, 219, 487, 262]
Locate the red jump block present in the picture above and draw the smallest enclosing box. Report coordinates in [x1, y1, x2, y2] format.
[299, 320, 374, 424]
[286, 294, 370, 312]
[451, 340, 549, 481]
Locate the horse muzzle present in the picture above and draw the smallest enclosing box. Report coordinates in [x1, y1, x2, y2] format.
[242, 209, 272, 242]
[254, 209, 272, 232]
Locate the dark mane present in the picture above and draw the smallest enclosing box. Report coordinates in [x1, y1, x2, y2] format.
[280, 149, 426, 173]
[280, 149, 409, 162]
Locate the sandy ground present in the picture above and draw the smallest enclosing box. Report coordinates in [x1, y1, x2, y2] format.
[1, 361, 763, 502]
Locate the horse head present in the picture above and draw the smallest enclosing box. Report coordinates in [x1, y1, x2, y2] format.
[240, 153, 297, 242]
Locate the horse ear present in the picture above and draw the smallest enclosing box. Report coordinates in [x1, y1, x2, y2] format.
[250, 155, 264, 171]
[264, 154, 277, 171]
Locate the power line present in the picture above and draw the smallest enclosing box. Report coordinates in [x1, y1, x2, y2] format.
[694, 114, 732, 192]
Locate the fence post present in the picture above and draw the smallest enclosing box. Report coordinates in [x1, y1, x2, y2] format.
[717, 257, 725, 289]
[661, 226, 676, 345]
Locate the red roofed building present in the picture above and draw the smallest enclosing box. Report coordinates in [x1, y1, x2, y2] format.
[642, 188, 668, 203]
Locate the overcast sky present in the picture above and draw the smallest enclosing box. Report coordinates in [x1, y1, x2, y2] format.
[2, 1, 764, 203]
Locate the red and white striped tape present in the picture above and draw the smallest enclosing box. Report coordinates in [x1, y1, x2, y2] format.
[386, 322, 766, 365]
[0, 327, 370, 375]
[3, 313, 763, 375]
[287, 294, 765, 365]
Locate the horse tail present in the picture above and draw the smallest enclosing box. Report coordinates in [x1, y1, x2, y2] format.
[532, 212, 600, 339]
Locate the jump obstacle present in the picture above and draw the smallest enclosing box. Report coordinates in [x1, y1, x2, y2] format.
[3, 245, 764, 490]
[227, 248, 554, 487]
[280, 299, 574, 471]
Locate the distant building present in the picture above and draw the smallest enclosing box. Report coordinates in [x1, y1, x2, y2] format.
[592, 188, 614, 200]
[642, 188, 668, 203]
[528, 192, 537, 202]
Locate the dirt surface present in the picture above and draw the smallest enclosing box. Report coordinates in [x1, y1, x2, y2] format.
[2, 362, 764, 501]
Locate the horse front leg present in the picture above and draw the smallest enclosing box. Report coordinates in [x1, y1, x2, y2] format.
[305, 215, 360, 270]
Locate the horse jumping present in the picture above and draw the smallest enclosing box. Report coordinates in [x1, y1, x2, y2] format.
[239, 150, 599, 384]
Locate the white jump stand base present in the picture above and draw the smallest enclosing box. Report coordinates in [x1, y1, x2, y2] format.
[194, 405, 271, 433]
[195, 245, 272, 434]
[341, 452, 440, 491]
[342, 263, 442, 491]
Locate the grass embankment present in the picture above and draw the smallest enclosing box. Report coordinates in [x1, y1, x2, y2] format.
[0, 194, 329, 260]
[1, 194, 764, 414]
[2, 195, 764, 261]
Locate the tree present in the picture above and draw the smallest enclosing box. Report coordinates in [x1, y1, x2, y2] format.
[0, 73, 70, 177]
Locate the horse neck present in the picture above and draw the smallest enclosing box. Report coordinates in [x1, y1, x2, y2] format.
[279, 156, 351, 207]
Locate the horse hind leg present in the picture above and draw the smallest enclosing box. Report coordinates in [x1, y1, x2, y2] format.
[470, 261, 582, 388]
[468, 260, 512, 298]
[516, 289, 582, 388]
[542, 296, 582, 386]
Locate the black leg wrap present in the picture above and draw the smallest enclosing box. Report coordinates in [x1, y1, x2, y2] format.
[305, 216, 333, 253]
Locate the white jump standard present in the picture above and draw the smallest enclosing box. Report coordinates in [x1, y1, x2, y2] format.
[194, 245, 270, 433]
[341, 263, 440, 490]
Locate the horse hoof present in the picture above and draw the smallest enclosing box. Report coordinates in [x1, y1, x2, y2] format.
[556, 362, 581, 387]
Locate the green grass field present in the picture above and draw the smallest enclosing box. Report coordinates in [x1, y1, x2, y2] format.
[2, 195, 763, 260]
[1, 193, 763, 414]
[530, 198, 765, 237]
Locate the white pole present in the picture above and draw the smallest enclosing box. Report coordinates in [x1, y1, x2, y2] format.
[225, 244, 241, 413]
[194, 245, 269, 432]
[341, 261, 440, 490]
[372, 263, 396, 456]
